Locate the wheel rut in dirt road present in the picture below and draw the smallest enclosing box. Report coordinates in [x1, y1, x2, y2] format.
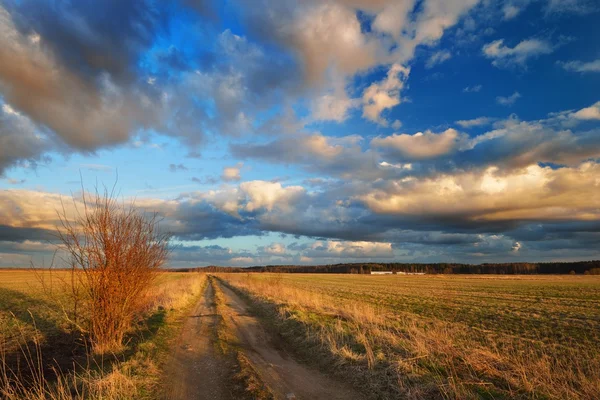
[162, 278, 235, 400]
[216, 280, 364, 400]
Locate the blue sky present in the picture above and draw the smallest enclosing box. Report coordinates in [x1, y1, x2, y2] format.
[1, 0, 599, 267]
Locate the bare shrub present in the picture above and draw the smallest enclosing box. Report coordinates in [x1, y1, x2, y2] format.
[54, 185, 169, 354]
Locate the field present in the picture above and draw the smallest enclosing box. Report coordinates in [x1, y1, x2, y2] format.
[0, 269, 207, 399]
[219, 273, 600, 399]
[2, 270, 600, 399]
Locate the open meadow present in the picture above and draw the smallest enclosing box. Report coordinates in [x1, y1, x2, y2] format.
[0, 269, 207, 399]
[219, 273, 600, 399]
[2, 270, 600, 399]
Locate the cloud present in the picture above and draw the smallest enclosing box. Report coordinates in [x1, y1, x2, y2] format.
[304, 240, 394, 259]
[559, 59, 600, 73]
[456, 117, 493, 128]
[425, 50, 452, 69]
[571, 102, 600, 120]
[545, 0, 597, 15]
[169, 163, 188, 172]
[258, 242, 286, 256]
[496, 91, 521, 106]
[372, 128, 463, 160]
[0, 6, 158, 151]
[463, 85, 482, 93]
[358, 163, 600, 222]
[286, 2, 381, 86]
[0, 101, 49, 173]
[503, 4, 521, 19]
[483, 38, 554, 67]
[222, 163, 243, 182]
[362, 64, 410, 125]
[311, 91, 358, 122]
[240, 180, 305, 212]
[232, 133, 381, 180]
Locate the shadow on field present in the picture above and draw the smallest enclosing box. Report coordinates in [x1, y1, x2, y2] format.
[1, 288, 169, 389]
[0, 287, 86, 386]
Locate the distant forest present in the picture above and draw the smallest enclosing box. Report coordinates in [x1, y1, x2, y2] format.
[180, 260, 600, 275]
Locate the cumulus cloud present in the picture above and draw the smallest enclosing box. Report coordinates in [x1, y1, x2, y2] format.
[571, 102, 600, 120]
[0, 6, 157, 151]
[483, 38, 554, 67]
[305, 240, 394, 259]
[372, 128, 463, 160]
[359, 163, 600, 222]
[222, 163, 243, 182]
[362, 64, 410, 125]
[240, 181, 305, 212]
[258, 242, 287, 256]
[496, 91, 521, 106]
[0, 102, 49, 173]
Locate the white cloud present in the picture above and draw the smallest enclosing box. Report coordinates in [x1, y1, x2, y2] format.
[311, 92, 358, 122]
[260, 242, 286, 256]
[222, 163, 243, 182]
[359, 163, 600, 222]
[426, 50, 452, 69]
[372, 128, 462, 159]
[456, 117, 493, 128]
[483, 38, 554, 67]
[463, 85, 482, 93]
[306, 240, 394, 259]
[391, 119, 402, 129]
[496, 91, 521, 106]
[240, 181, 305, 212]
[502, 4, 521, 19]
[571, 101, 600, 120]
[362, 64, 410, 126]
[289, 3, 380, 86]
[559, 59, 600, 73]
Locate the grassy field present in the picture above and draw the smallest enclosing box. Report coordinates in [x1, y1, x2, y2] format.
[220, 273, 600, 399]
[0, 269, 207, 399]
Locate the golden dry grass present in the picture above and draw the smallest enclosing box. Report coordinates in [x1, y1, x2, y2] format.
[220, 273, 600, 400]
[0, 270, 207, 400]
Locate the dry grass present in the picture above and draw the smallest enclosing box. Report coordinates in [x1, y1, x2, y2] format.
[0, 271, 207, 400]
[220, 273, 600, 400]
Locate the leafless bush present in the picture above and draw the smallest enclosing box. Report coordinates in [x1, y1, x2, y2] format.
[54, 185, 170, 354]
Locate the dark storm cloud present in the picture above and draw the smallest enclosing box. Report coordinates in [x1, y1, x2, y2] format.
[0, 105, 50, 173]
[0, 225, 55, 243]
[170, 244, 253, 263]
[165, 201, 262, 241]
[6, 0, 164, 82]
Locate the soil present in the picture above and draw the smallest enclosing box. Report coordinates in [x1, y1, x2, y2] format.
[163, 277, 363, 400]
[162, 279, 236, 400]
[216, 281, 363, 400]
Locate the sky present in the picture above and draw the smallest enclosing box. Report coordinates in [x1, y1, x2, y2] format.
[1, 0, 599, 268]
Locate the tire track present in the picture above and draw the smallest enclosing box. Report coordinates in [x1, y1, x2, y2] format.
[215, 279, 363, 400]
[162, 278, 235, 400]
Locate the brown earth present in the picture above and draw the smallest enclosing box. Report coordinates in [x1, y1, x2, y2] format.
[163, 277, 364, 400]
[162, 279, 236, 400]
[216, 280, 363, 400]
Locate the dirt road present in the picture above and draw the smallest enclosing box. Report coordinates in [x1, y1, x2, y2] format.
[162, 279, 236, 400]
[216, 280, 363, 400]
[163, 277, 363, 400]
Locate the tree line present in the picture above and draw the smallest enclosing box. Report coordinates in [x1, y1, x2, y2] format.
[180, 260, 600, 275]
